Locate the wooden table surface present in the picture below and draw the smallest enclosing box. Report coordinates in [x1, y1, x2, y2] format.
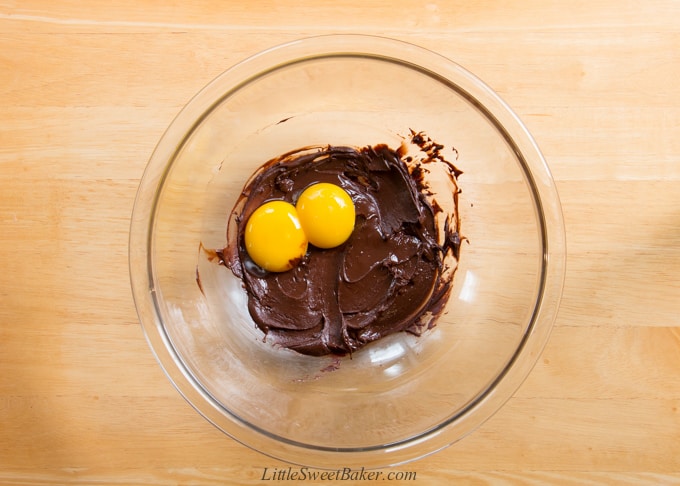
[2, 1, 679, 484]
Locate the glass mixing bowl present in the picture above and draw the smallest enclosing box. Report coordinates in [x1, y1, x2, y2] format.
[129, 35, 566, 468]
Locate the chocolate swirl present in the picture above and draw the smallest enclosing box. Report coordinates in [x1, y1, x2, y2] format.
[223, 136, 461, 356]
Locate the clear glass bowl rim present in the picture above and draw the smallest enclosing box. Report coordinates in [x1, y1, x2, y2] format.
[129, 34, 567, 468]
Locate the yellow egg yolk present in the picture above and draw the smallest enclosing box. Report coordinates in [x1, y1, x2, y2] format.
[244, 200, 308, 272]
[295, 183, 356, 249]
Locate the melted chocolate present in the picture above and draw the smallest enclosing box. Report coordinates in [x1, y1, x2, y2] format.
[222, 135, 461, 356]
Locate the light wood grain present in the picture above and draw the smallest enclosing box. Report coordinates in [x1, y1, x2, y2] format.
[1, 1, 679, 484]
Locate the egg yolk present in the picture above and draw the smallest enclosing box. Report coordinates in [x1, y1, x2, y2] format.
[296, 183, 355, 249]
[244, 200, 308, 272]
